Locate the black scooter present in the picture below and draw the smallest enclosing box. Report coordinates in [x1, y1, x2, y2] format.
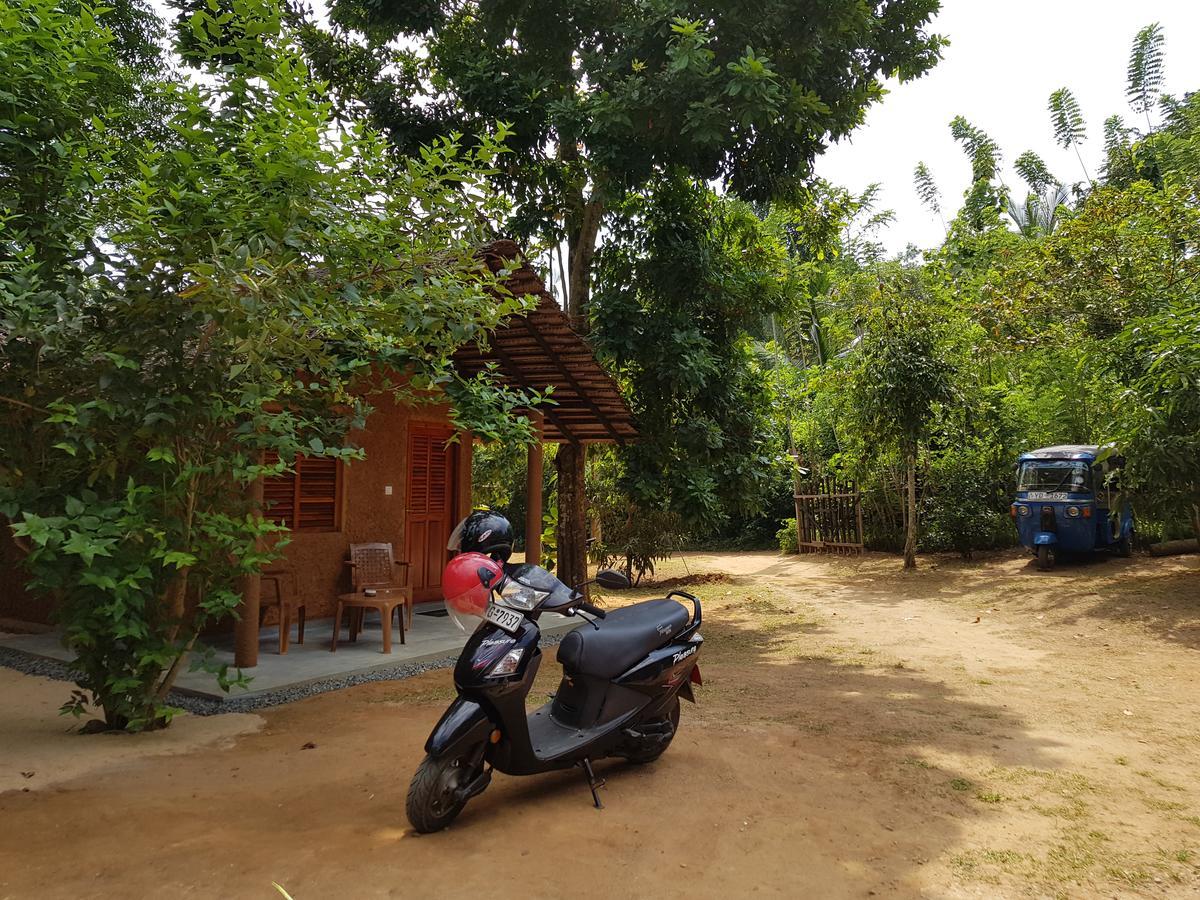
[405, 563, 703, 833]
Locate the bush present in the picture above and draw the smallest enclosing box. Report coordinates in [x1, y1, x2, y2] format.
[586, 447, 685, 583]
[777, 518, 798, 553]
[920, 448, 1017, 557]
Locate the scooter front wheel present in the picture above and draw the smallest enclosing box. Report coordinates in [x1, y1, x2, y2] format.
[1036, 545, 1055, 571]
[406, 750, 484, 834]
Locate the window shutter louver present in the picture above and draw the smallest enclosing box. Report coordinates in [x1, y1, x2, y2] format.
[262, 450, 341, 532]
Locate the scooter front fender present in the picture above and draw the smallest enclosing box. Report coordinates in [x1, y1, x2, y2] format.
[1033, 532, 1058, 546]
[425, 697, 493, 758]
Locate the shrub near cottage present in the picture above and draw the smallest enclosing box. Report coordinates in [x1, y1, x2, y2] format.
[0, 0, 531, 730]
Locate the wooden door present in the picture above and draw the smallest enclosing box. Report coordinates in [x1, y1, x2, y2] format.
[406, 424, 457, 602]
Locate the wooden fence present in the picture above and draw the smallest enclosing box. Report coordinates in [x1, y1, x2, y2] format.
[794, 475, 864, 555]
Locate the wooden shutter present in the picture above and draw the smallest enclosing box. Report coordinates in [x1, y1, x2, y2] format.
[296, 457, 340, 530]
[262, 452, 296, 526]
[262, 451, 341, 532]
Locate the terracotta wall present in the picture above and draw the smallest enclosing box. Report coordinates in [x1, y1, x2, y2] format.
[275, 393, 472, 620]
[0, 392, 475, 627]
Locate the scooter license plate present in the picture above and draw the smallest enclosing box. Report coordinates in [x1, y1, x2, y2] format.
[484, 602, 523, 634]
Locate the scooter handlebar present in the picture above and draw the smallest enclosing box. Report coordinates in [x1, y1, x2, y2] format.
[576, 601, 606, 619]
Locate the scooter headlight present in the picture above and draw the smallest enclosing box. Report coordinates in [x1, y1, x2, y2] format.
[1066, 506, 1081, 518]
[490, 647, 525, 677]
[497, 579, 548, 611]
[1018, 505, 1031, 517]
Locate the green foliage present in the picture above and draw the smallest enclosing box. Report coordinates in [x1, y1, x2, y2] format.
[1154, 92, 1200, 191]
[540, 498, 558, 572]
[1049, 88, 1087, 151]
[0, 0, 532, 729]
[1116, 302, 1200, 525]
[733, 19, 1199, 563]
[921, 447, 1015, 558]
[592, 176, 790, 531]
[776, 518, 798, 554]
[849, 271, 956, 454]
[913, 162, 943, 220]
[301, 0, 946, 324]
[587, 447, 686, 584]
[1014, 151, 1058, 196]
[949, 116, 1007, 231]
[312, 0, 946, 207]
[951, 116, 1003, 184]
[1127, 23, 1166, 120]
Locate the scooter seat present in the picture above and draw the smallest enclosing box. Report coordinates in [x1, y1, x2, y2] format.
[557, 599, 689, 680]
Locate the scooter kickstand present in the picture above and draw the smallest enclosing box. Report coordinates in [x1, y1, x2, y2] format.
[581, 758, 606, 809]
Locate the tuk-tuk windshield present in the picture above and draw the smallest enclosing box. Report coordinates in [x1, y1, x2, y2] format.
[1017, 461, 1092, 493]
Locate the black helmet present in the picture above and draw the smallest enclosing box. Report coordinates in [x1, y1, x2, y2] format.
[447, 510, 514, 562]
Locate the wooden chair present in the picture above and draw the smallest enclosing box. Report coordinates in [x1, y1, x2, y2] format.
[347, 542, 413, 628]
[260, 567, 306, 654]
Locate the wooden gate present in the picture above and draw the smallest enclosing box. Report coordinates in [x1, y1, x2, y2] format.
[794, 475, 864, 555]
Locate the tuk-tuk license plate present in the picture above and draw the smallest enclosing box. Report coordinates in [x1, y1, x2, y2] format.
[484, 602, 523, 634]
[1026, 491, 1070, 501]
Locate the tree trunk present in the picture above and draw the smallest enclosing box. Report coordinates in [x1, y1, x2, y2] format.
[566, 197, 603, 326]
[1192, 504, 1200, 551]
[903, 450, 918, 570]
[524, 413, 545, 567]
[555, 442, 588, 596]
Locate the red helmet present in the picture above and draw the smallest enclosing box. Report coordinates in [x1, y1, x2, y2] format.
[443, 552, 503, 631]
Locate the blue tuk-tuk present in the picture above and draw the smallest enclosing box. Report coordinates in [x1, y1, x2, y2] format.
[1011, 445, 1134, 570]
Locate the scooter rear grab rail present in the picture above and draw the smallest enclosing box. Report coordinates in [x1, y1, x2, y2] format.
[665, 590, 702, 640]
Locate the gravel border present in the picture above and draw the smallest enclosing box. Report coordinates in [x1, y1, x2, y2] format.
[0, 632, 567, 716]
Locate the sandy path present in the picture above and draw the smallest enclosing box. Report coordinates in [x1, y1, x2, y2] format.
[1, 550, 1197, 899]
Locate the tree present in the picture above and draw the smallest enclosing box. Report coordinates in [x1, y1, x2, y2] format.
[1116, 302, 1200, 545]
[849, 271, 955, 568]
[591, 175, 790, 531]
[0, 0, 531, 730]
[302, 0, 946, 320]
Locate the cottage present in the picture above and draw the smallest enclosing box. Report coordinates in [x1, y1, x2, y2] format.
[0, 241, 635, 673]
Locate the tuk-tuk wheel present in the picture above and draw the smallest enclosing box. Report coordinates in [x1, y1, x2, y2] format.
[1037, 545, 1055, 571]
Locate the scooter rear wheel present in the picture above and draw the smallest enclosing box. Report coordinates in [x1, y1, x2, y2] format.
[406, 750, 482, 833]
[621, 696, 681, 765]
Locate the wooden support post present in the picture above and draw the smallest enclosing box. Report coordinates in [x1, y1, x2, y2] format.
[555, 441, 587, 594]
[524, 413, 544, 567]
[233, 474, 264, 669]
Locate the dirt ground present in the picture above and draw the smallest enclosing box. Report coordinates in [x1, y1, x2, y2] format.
[0, 667, 263, 795]
[1, 549, 1198, 899]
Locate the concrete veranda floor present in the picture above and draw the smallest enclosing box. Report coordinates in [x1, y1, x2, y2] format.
[0, 607, 576, 701]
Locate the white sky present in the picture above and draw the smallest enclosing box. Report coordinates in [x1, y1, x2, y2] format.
[814, 0, 1200, 255]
